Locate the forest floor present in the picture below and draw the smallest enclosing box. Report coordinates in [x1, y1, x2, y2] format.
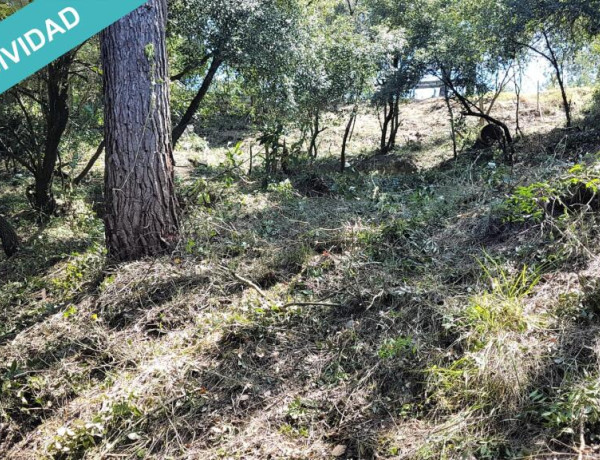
[2, 89, 600, 459]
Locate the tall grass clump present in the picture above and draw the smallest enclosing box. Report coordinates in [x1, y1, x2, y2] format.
[422, 257, 545, 457]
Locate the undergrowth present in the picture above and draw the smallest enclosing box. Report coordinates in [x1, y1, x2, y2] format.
[2, 95, 600, 459]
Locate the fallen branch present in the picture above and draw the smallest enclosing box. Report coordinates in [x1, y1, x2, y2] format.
[232, 272, 268, 299]
[281, 302, 342, 309]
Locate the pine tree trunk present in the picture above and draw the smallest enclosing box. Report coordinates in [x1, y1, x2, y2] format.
[101, 0, 179, 261]
[0, 214, 19, 258]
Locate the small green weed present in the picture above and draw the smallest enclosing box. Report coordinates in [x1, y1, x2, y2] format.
[378, 335, 416, 359]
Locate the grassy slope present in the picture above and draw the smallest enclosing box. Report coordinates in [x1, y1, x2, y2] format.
[2, 90, 600, 459]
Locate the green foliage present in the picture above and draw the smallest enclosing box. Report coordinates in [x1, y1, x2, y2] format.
[460, 261, 540, 347]
[499, 182, 555, 223]
[267, 179, 295, 200]
[457, 257, 541, 343]
[1, 361, 53, 418]
[497, 162, 600, 224]
[378, 335, 416, 359]
[181, 178, 218, 208]
[47, 395, 143, 457]
[50, 244, 105, 302]
[541, 373, 600, 438]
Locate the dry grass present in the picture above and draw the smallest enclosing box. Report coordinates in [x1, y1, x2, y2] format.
[2, 89, 600, 459]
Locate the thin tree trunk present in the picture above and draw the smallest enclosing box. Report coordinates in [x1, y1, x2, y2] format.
[554, 64, 571, 127]
[484, 68, 511, 119]
[444, 87, 458, 159]
[514, 70, 523, 137]
[380, 99, 396, 154]
[537, 81, 543, 120]
[447, 81, 513, 144]
[380, 102, 390, 153]
[341, 108, 357, 172]
[388, 94, 401, 151]
[172, 56, 222, 147]
[248, 145, 253, 176]
[514, 34, 570, 127]
[348, 108, 358, 143]
[478, 97, 486, 127]
[101, 0, 179, 261]
[73, 139, 105, 185]
[542, 31, 571, 127]
[0, 214, 19, 258]
[33, 52, 75, 215]
[309, 112, 322, 158]
[443, 74, 514, 163]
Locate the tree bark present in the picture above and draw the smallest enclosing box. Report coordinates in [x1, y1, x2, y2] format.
[101, 0, 179, 261]
[514, 69, 524, 138]
[380, 101, 390, 153]
[0, 214, 19, 258]
[308, 111, 326, 159]
[441, 71, 514, 163]
[379, 55, 401, 154]
[513, 34, 571, 128]
[446, 80, 513, 144]
[388, 94, 400, 151]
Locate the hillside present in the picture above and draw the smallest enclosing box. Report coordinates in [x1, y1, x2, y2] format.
[2, 90, 600, 459]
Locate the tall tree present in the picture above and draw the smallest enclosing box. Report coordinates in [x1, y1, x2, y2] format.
[101, 0, 179, 261]
[367, 0, 430, 154]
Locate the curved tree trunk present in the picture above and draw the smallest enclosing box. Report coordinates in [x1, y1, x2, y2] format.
[0, 215, 19, 258]
[73, 140, 105, 185]
[513, 33, 572, 128]
[441, 71, 514, 163]
[172, 56, 222, 147]
[101, 0, 179, 261]
[542, 31, 571, 128]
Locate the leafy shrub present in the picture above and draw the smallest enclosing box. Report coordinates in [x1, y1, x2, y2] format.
[267, 179, 296, 200]
[497, 182, 555, 224]
[541, 372, 600, 440]
[497, 163, 600, 225]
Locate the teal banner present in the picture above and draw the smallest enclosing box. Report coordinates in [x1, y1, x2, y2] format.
[0, 0, 148, 95]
